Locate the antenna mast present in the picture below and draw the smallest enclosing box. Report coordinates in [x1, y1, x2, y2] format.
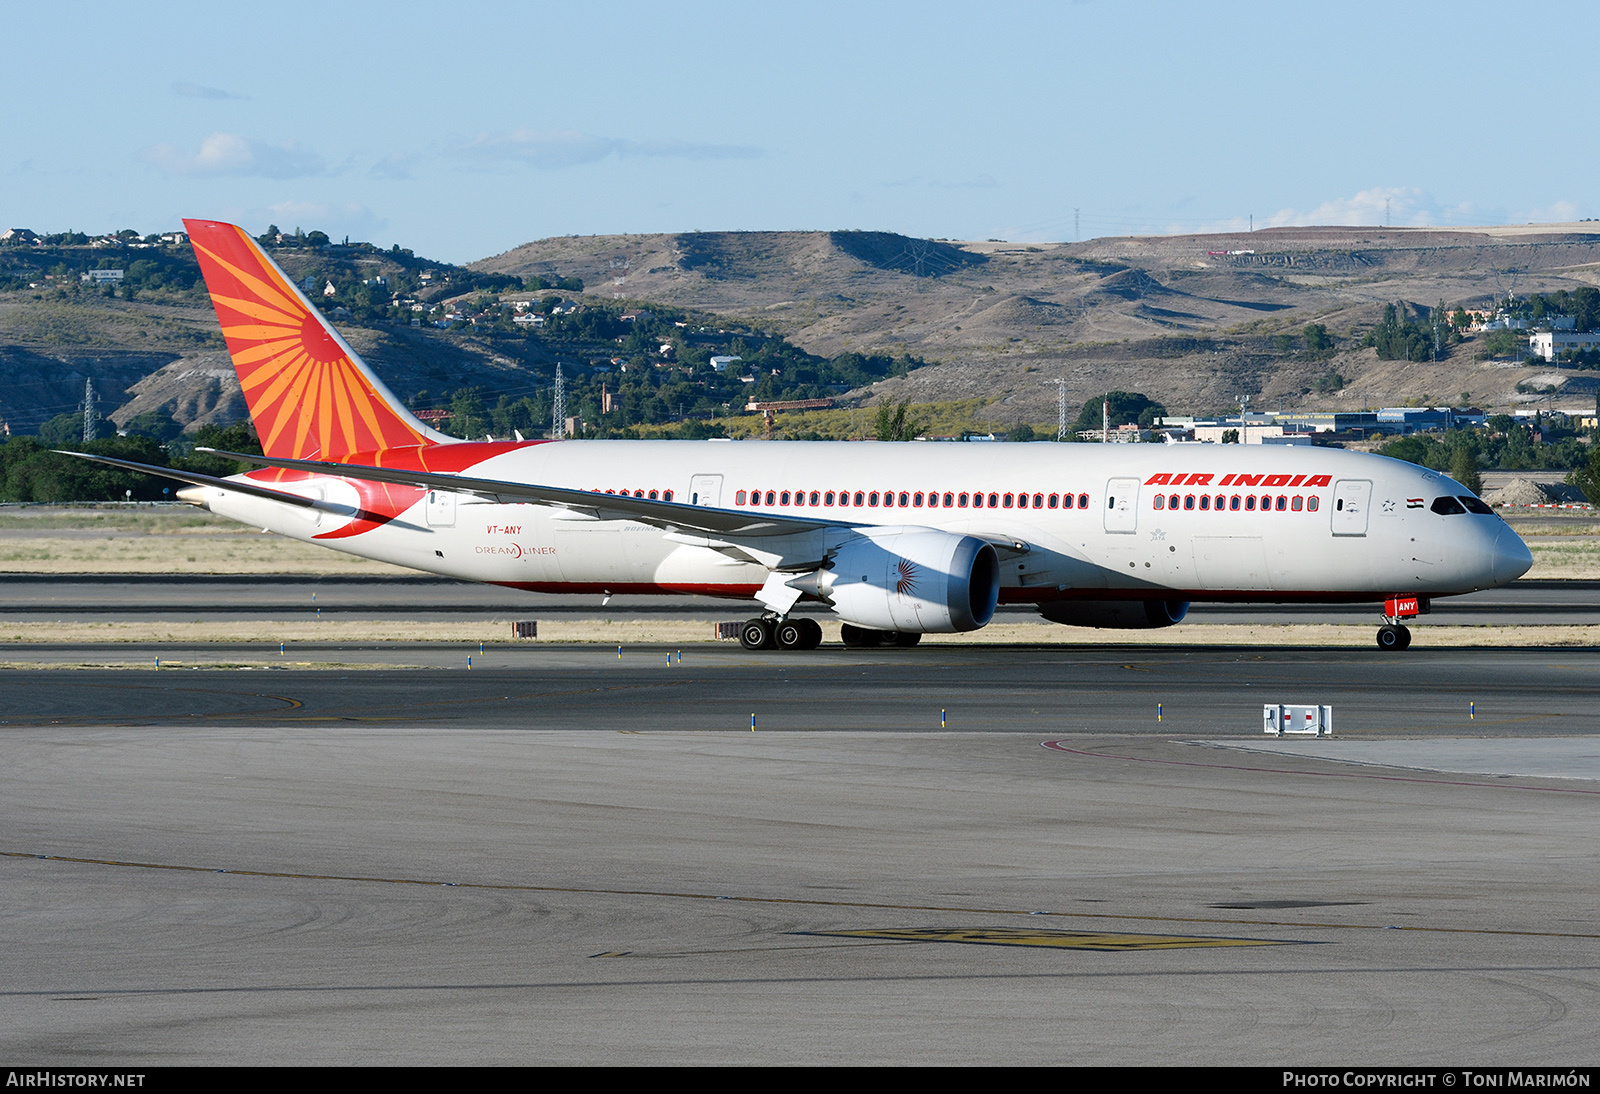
[82, 377, 97, 443]
[1055, 379, 1068, 441]
[551, 363, 566, 440]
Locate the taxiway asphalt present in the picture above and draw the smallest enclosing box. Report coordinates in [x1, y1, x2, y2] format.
[2, 640, 1597, 1065]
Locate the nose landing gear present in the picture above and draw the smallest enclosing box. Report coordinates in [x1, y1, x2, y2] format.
[1375, 595, 1425, 651]
[1376, 623, 1411, 651]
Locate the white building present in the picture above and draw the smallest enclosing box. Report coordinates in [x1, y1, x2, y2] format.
[1530, 331, 1600, 361]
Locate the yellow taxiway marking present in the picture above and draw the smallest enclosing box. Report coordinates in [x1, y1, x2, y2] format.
[797, 927, 1289, 951]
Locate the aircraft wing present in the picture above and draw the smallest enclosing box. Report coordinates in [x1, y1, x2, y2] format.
[198, 448, 839, 538]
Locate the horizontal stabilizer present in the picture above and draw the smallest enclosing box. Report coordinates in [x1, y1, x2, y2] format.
[54, 450, 350, 514]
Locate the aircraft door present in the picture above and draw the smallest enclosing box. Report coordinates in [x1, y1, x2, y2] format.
[1103, 477, 1141, 534]
[425, 489, 456, 528]
[1330, 480, 1372, 536]
[689, 474, 722, 507]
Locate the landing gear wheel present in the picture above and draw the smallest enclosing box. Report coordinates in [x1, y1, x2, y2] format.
[892, 632, 923, 648]
[739, 618, 775, 651]
[1395, 624, 1412, 650]
[1376, 624, 1404, 651]
[775, 620, 807, 650]
[839, 623, 879, 649]
[797, 618, 824, 650]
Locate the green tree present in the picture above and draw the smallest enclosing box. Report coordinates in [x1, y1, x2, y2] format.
[1072, 392, 1165, 432]
[1303, 323, 1333, 353]
[1568, 446, 1600, 503]
[1450, 447, 1483, 494]
[1008, 423, 1036, 442]
[874, 400, 926, 442]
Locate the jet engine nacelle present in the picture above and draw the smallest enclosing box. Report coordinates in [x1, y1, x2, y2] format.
[812, 527, 999, 633]
[1038, 599, 1190, 629]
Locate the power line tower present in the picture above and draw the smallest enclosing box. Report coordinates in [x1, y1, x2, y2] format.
[550, 363, 565, 440]
[1055, 379, 1068, 441]
[82, 377, 97, 443]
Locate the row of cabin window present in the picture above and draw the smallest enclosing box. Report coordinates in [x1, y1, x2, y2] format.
[603, 488, 672, 500]
[1155, 493, 1320, 512]
[736, 489, 1094, 510]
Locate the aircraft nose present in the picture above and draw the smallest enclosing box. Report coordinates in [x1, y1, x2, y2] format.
[1492, 528, 1533, 585]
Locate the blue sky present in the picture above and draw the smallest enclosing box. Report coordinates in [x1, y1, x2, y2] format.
[5, 1, 1596, 263]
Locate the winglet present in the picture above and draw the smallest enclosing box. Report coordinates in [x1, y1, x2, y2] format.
[183, 219, 452, 460]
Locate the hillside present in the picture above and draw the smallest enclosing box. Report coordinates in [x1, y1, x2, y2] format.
[5, 222, 1600, 441]
[476, 223, 1600, 427]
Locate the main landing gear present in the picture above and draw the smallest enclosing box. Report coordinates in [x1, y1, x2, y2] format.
[739, 616, 824, 651]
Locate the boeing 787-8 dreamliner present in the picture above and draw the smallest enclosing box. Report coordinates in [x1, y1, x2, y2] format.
[71, 220, 1533, 651]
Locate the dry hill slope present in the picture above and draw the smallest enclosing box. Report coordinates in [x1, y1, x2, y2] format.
[476, 224, 1600, 426]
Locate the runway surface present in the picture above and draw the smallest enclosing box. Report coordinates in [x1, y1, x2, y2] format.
[2, 645, 1598, 1064]
[2, 573, 1595, 626]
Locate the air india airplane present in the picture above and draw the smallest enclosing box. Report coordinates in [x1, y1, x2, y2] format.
[71, 219, 1533, 652]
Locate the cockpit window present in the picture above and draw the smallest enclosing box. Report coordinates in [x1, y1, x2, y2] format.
[1430, 496, 1467, 515]
[1459, 496, 1494, 515]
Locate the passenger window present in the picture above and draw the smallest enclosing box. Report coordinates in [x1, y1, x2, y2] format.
[1048, 494, 1059, 509]
[1246, 496, 1256, 511]
[648, 490, 658, 500]
[1078, 493, 1089, 509]
[989, 493, 999, 507]
[913, 492, 924, 506]
[1169, 494, 1179, 509]
[869, 492, 880, 506]
[899, 492, 909, 506]
[663, 490, 672, 501]
[943, 492, 954, 507]
[735, 490, 746, 504]
[854, 491, 865, 506]
[1431, 496, 1467, 515]
[1275, 496, 1287, 511]
[1291, 496, 1302, 511]
[1033, 493, 1043, 508]
[765, 491, 776, 505]
[809, 491, 820, 505]
[1199, 495, 1210, 510]
[959, 493, 970, 507]
[825, 491, 835, 505]
[1307, 496, 1319, 512]
[1215, 495, 1224, 509]
[1003, 493, 1014, 508]
[1230, 495, 1240, 510]
[1154, 495, 1165, 510]
[1184, 495, 1195, 510]
[780, 491, 790, 505]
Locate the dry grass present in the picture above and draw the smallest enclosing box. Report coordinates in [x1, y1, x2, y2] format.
[0, 618, 1595, 650]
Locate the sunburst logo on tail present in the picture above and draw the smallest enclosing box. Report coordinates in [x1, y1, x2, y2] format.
[895, 558, 917, 596]
[184, 219, 435, 460]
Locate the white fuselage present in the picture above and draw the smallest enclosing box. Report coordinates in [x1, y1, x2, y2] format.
[199, 439, 1531, 607]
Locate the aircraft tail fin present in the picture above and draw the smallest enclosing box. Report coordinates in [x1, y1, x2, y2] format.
[183, 219, 452, 460]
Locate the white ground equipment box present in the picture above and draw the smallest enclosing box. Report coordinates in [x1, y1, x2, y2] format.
[1263, 704, 1333, 737]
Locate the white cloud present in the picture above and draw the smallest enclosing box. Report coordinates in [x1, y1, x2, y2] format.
[142, 133, 326, 179]
[1522, 199, 1580, 223]
[262, 201, 387, 241]
[171, 81, 246, 101]
[457, 129, 761, 169]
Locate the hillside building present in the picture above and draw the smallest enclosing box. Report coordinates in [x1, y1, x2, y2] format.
[1530, 330, 1600, 361]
